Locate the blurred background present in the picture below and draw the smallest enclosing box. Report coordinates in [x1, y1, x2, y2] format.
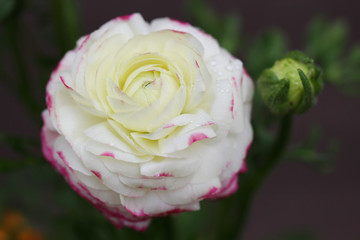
[0, 0, 359, 239]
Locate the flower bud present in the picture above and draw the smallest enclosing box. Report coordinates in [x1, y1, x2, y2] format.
[257, 51, 323, 115]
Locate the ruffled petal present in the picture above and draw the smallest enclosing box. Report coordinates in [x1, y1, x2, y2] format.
[42, 13, 254, 231]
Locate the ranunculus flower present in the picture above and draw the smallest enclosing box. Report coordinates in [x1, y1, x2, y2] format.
[41, 13, 253, 231]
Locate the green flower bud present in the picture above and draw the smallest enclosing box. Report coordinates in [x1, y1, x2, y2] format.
[257, 51, 323, 115]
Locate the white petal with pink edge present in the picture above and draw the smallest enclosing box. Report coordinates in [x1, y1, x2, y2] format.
[41, 13, 254, 231]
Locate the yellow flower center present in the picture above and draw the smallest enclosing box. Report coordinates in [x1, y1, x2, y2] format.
[120, 54, 180, 107]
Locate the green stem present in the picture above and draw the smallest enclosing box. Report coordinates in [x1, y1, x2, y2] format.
[259, 114, 293, 177]
[229, 114, 293, 240]
[51, 0, 80, 54]
[5, 18, 42, 124]
[162, 216, 175, 240]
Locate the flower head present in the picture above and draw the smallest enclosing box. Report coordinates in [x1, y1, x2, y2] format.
[41, 13, 253, 230]
[257, 51, 323, 115]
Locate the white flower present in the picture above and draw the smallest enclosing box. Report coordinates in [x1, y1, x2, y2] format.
[41, 13, 253, 231]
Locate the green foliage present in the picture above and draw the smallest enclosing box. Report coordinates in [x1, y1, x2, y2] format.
[219, 14, 242, 53]
[1, 1, 44, 122]
[296, 69, 315, 113]
[51, 0, 80, 54]
[246, 29, 288, 79]
[306, 17, 360, 95]
[306, 17, 348, 66]
[0, 0, 15, 21]
[340, 45, 360, 95]
[284, 126, 338, 173]
[257, 69, 291, 115]
[186, 0, 220, 37]
[186, 0, 242, 54]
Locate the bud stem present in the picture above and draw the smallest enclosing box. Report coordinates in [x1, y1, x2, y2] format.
[163, 216, 175, 240]
[232, 114, 293, 240]
[260, 114, 293, 176]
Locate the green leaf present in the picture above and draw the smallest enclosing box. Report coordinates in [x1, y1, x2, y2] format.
[296, 69, 315, 113]
[340, 45, 360, 95]
[307, 26, 360, 96]
[284, 127, 338, 173]
[219, 14, 242, 53]
[304, 17, 360, 95]
[306, 17, 348, 66]
[186, 0, 220, 37]
[51, 0, 80, 53]
[246, 29, 288, 79]
[0, 0, 15, 21]
[185, 0, 242, 53]
[257, 69, 291, 115]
